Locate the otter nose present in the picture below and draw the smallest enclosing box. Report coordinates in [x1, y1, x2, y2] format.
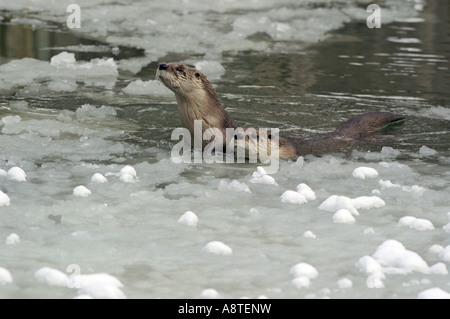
[159, 63, 168, 70]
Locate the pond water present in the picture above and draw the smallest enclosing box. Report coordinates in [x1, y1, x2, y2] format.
[0, 0, 449, 299]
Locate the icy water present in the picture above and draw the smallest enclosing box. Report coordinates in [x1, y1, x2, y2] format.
[0, 0, 449, 299]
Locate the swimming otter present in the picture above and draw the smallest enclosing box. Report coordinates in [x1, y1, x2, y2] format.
[156, 62, 405, 158]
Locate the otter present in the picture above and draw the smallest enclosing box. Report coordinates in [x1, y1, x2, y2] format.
[156, 62, 405, 159]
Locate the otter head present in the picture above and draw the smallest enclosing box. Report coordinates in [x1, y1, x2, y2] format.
[156, 63, 206, 95]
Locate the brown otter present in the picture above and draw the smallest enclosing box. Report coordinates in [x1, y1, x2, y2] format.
[156, 62, 405, 159]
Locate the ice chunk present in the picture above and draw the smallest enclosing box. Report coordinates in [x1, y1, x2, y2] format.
[5, 233, 20, 245]
[0, 268, 13, 285]
[249, 166, 278, 185]
[78, 284, 126, 299]
[352, 167, 379, 180]
[123, 80, 172, 96]
[429, 263, 448, 275]
[50, 51, 76, 67]
[319, 195, 359, 216]
[439, 246, 450, 263]
[7, 167, 27, 182]
[296, 183, 316, 201]
[429, 245, 444, 254]
[71, 273, 123, 289]
[398, 216, 434, 231]
[178, 211, 198, 227]
[218, 180, 251, 193]
[2, 115, 21, 125]
[73, 186, 92, 197]
[337, 278, 353, 289]
[0, 190, 11, 207]
[194, 61, 226, 80]
[34, 267, 69, 287]
[280, 190, 307, 205]
[351, 196, 385, 210]
[200, 288, 219, 299]
[379, 179, 401, 189]
[289, 263, 319, 279]
[291, 276, 311, 289]
[202, 241, 232, 255]
[303, 231, 317, 239]
[419, 146, 437, 156]
[417, 288, 450, 299]
[76, 104, 117, 119]
[333, 209, 356, 224]
[91, 173, 108, 184]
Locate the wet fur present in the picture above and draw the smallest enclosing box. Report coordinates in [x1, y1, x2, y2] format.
[157, 63, 405, 158]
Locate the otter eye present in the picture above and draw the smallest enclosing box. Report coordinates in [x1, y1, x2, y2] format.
[195, 72, 201, 78]
[176, 67, 184, 72]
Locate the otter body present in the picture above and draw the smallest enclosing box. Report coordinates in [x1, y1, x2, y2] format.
[156, 63, 405, 158]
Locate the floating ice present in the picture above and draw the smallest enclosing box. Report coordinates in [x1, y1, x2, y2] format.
[119, 165, 137, 183]
[291, 276, 311, 289]
[429, 263, 448, 275]
[249, 167, 278, 185]
[178, 211, 199, 227]
[387, 37, 421, 43]
[332, 209, 356, 224]
[0, 191, 11, 207]
[439, 246, 450, 263]
[200, 288, 219, 299]
[73, 186, 92, 197]
[34, 267, 69, 287]
[303, 231, 317, 239]
[123, 80, 172, 96]
[398, 216, 434, 231]
[91, 173, 108, 184]
[218, 180, 251, 193]
[5, 233, 20, 245]
[337, 278, 353, 289]
[319, 195, 359, 216]
[202, 241, 232, 255]
[194, 61, 226, 80]
[78, 284, 126, 299]
[429, 245, 444, 254]
[0, 268, 13, 285]
[0, 169, 6, 177]
[351, 196, 385, 210]
[352, 167, 379, 180]
[2, 115, 21, 125]
[443, 222, 450, 233]
[419, 146, 437, 156]
[417, 288, 450, 299]
[71, 273, 123, 289]
[379, 179, 401, 189]
[296, 183, 316, 201]
[7, 167, 27, 182]
[280, 190, 307, 205]
[50, 51, 76, 67]
[289, 263, 319, 279]
[75, 104, 117, 119]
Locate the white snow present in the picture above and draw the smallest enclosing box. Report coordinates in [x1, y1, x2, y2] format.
[319, 195, 359, 216]
[333, 209, 356, 224]
[0, 268, 13, 285]
[91, 173, 108, 184]
[34, 267, 69, 287]
[218, 180, 251, 193]
[352, 167, 379, 180]
[249, 167, 278, 185]
[178, 211, 199, 227]
[291, 276, 311, 289]
[71, 273, 123, 289]
[0, 191, 11, 207]
[5, 233, 20, 245]
[296, 183, 316, 201]
[337, 278, 353, 289]
[202, 241, 233, 255]
[303, 231, 317, 239]
[443, 222, 450, 233]
[439, 246, 450, 263]
[429, 245, 444, 254]
[73, 186, 92, 197]
[119, 165, 137, 183]
[7, 167, 27, 182]
[419, 146, 437, 156]
[78, 284, 126, 299]
[200, 288, 219, 299]
[398, 216, 434, 231]
[289, 263, 319, 279]
[417, 288, 450, 299]
[280, 190, 307, 205]
[123, 80, 172, 96]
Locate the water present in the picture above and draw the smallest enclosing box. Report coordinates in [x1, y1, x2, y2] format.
[0, 0, 449, 299]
